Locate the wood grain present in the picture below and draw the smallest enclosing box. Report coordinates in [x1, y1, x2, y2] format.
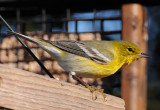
[0, 64, 125, 110]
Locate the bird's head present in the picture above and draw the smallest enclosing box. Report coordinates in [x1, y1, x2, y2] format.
[113, 40, 150, 65]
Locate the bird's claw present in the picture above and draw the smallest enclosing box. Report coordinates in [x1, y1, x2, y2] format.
[79, 84, 107, 101]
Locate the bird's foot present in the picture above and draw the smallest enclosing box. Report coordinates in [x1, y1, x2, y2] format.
[79, 84, 107, 101]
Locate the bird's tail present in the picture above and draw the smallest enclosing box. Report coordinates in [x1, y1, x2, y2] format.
[6, 31, 63, 59]
[7, 31, 41, 45]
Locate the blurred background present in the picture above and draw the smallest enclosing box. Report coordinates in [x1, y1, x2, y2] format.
[0, 0, 160, 110]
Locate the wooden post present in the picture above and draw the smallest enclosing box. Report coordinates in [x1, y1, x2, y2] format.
[0, 64, 125, 110]
[122, 4, 148, 110]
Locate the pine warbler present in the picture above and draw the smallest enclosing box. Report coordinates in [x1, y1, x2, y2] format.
[7, 31, 149, 100]
[7, 31, 149, 78]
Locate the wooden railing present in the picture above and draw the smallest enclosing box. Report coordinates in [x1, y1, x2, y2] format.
[0, 64, 125, 110]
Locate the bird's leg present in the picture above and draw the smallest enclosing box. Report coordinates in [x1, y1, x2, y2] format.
[70, 72, 106, 101]
[71, 74, 97, 100]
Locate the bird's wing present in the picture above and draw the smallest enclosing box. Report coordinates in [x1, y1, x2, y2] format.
[6, 31, 112, 63]
[48, 40, 111, 64]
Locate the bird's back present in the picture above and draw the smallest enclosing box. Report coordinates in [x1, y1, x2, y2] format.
[48, 40, 119, 78]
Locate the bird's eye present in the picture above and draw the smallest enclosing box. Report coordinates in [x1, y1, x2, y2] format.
[128, 48, 133, 52]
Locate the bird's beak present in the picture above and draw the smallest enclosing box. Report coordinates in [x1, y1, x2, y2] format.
[137, 53, 151, 58]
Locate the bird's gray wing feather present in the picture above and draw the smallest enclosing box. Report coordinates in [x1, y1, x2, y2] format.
[48, 40, 110, 63]
[6, 31, 111, 63]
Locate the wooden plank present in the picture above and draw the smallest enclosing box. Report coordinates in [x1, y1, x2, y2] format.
[0, 64, 125, 110]
[122, 3, 147, 110]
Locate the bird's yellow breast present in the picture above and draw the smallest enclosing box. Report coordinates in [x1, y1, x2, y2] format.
[58, 52, 123, 78]
[75, 56, 122, 78]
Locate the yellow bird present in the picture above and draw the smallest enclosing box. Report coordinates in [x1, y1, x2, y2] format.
[7, 31, 149, 99]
